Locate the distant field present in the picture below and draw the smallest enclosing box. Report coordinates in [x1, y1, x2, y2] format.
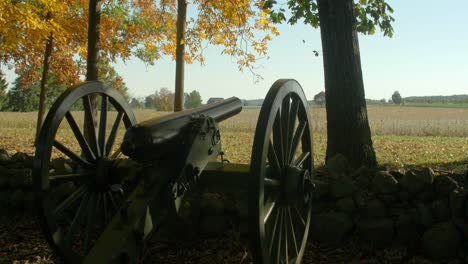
[0, 105, 467, 172]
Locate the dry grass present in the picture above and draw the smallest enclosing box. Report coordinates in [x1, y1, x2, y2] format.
[0, 105, 467, 172]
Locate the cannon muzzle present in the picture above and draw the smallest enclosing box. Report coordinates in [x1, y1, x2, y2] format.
[121, 97, 242, 160]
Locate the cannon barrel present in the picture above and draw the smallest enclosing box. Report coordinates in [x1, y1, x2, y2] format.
[121, 97, 242, 160]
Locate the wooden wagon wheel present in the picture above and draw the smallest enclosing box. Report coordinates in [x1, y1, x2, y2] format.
[33, 81, 136, 263]
[250, 79, 314, 264]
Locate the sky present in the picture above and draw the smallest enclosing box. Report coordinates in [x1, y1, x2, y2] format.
[3, 0, 468, 102]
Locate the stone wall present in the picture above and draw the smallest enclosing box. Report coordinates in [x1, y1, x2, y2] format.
[1, 148, 466, 261]
[0, 149, 35, 210]
[310, 154, 467, 261]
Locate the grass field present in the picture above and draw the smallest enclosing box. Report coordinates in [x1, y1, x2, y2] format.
[0, 105, 467, 172]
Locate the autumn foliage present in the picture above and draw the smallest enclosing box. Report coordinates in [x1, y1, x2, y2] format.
[1, 0, 278, 88]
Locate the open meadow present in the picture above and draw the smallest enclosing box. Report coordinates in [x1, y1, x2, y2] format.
[1, 105, 467, 172]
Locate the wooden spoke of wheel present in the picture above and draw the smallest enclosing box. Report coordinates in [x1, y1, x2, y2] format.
[268, 207, 281, 258]
[82, 95, 100, 158]
[83, 193, 99, 254]
[287, 207, 299, 257]
[105, 111, 123, 158]
[62, 192, 90, 248]
[286, 97, 299, 161]
[53, 140, 92, 168]
[293, 205, 306, 226]
[53, 186, 87, 218]
[98, 95, 108, 157]
[49, 173, 92, 181]
[263, 197, 278, 224]
[276, 208, 284, 264]
[288, 121, 306, 165]
[268, 139, 282, 177]
[272, 110, 284, 166]
[264, 178, 280, 188]
[65, 112, 96, 161]
[280, 96, 291, 162]
[293, 152, 310, 168]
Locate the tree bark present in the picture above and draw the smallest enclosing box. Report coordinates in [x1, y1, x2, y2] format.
[174, 0, 187, 112]
[317, 0, 377, 167]
[87, 0, 103, 81]
[35, 13, 53, 144]
[85, 0, 103, 141]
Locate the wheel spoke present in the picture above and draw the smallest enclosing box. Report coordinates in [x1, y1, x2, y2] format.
[268, 207, 281, 258]
[288, 122, 307, 164]
[276, 209, 284, 264]
[268, 140, 281, 177]
[281, 96, 291, 162]
[53, 186, 87, 217]
[109, 149, 122, 160]
[287, 97, 299, 157]
[293, 151, 310, 168]
[273, 110, 284, 166]
[49, 173, 91, 181]
[264, 199, 277, 224]
[108, 192, 118, 211]
[62, 191, 90, 248]
[65, 112, 96, 161]
[284, 208, 289, 264]
[102, 192, 108, 226]
[287, 207, 299, 256]
[52, 227, 64, 245]
[83, 192, 98, 254]
[293, 205, 305, 226]
[105, 111, 123, 157]
[99, 95, 108, 156]
[54, 140, 92, 168]
[83, 95, 100, 157]
[264, 177, 280, 188]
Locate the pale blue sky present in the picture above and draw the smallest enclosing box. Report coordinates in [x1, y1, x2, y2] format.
[3, 0, 468, 102]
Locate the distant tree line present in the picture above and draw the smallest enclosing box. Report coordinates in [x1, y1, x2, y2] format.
[130, 89, 203, 111]
[404, 94, 468, 104]
[0, 61, 128, 112]
[389, 91, 468, 106]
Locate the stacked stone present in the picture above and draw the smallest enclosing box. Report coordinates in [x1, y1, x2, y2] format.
[310, 154, 468, 261]
[0, 149, 35, 211]
[0, 149, 79, 212]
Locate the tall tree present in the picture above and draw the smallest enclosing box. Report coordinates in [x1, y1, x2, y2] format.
[174, 0, 187, 112]
[313, 91, 326, 107]
[392, 91, 402, 105]
[184, 90, 203, 109]
[0, 70, 8, 109]
[87, 0, 103, 81]
[35, 12, 54, 143]
[264, 0, 394, 167]
[3, 72, 66, 112]
[171, 0, 280, 111]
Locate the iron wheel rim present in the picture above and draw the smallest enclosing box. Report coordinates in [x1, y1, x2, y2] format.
[33, 81, 136, 263]
[250, 79, 314, 264]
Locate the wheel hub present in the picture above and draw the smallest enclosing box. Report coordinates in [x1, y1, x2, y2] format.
[95, 157, 112, 190]
[283, 166, 312, 204]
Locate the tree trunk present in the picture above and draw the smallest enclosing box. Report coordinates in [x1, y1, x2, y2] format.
[174, 0, 187, 112]
[35, 33, 53, 143]
[86, 0, 103, 82]
[85, 0, 103, 141]
[35, 13, 54, 144]
[317, 0, 377, 167]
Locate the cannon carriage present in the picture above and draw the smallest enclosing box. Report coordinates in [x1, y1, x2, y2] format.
[33, 79, 315, 263]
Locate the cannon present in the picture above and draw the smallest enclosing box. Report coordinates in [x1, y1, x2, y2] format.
[33, 79, 315, 263]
